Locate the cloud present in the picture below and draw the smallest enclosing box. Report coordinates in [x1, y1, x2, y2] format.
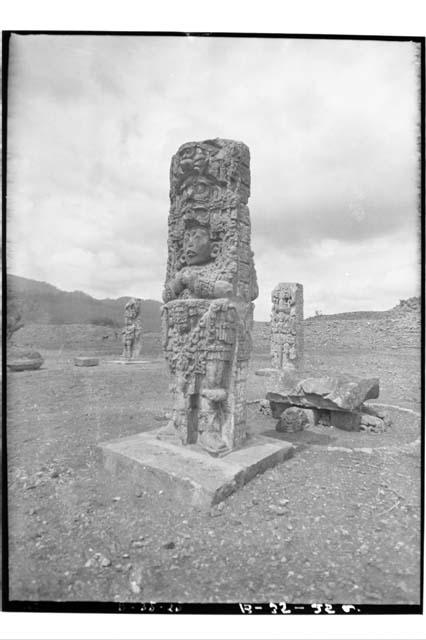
[7, 34, 421, 319]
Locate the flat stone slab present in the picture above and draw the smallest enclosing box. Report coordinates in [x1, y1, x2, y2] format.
[74, 357, 99, 367]
[107, 360, 151, 365]
[267, 374, 379, 412]
[7, 359, 43, 372]
[99, 428, 294, 509]
[255, 368, 277, 377]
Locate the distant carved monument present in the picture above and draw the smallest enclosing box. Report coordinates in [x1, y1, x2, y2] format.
[121, 298, 142, 361]
[158, 138, 258, 456]
[271, 282, 304, 375]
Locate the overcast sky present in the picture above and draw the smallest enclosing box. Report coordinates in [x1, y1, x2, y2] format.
[7, 34, 421, 319]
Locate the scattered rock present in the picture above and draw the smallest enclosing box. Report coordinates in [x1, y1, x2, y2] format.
[131, 540, 148, 548]
[259, 399, 272, 416]
[129, 566, 143, 594]
[359, 412, 387, 433]
[100, 556, 111, 567]
[278, 498, 289, 506]
[268, 504, 287, 516]
[163, 541, 176, 550]
[130, 581, 141, 594]
[405, 439, 421, 457]
[85, 553, 111, 568]
[84, 557, 96, 568]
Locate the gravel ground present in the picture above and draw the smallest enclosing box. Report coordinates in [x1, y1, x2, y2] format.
[6, 315, 422, 605]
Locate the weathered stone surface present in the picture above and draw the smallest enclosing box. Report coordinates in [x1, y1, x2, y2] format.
[360, 403, 392, 427]
[329, 410, 362, 431]
[108, 360, 150, 365]
[359, 414, 386, 433]
[8, 358, 43, 372]
[267, 374, 379, 412]
[255, 368, 277, 377]
[315, 409, 331, 426]
[276, 407, 314, 433]
[328, 409, 387, 433]
[259, 399, 272, 416]
[100, 428, 294, 509]
[121, 298, 142, 361]
[74, 357, 99, 367]
[269, 398, 292, 419]
[7, 349, 44, 371]
[270, 283, 304, 371]
[158, 138, 258, 456]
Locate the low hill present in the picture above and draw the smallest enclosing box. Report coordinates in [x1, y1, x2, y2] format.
[7, 274, 162, 332]
[252, 296, 420, 354]
[305, 297, 420, 322]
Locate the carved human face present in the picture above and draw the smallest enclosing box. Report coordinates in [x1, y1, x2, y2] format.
[183, 226, 213, 265]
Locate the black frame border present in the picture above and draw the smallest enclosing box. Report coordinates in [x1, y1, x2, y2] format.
[2, 29, 425, 616]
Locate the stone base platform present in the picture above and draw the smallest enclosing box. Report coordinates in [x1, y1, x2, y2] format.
[74, 357, 99, 367]
[7, 359, 43, 372]
[107, 360, 151, 365]
[99, 429, 294, 509]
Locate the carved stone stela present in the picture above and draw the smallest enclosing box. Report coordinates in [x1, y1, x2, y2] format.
[158, 138, 258, 456]
[122, 298, 142, 361]
[270, 283, 303, 371]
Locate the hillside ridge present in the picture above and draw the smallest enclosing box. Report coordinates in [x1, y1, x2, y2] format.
[8, 274, 420, 330]
[7, 274, 162, 332]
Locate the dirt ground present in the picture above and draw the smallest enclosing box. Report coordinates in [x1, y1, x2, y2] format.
[6, 317, 422, 605]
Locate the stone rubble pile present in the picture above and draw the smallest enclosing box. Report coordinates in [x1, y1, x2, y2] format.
[266, 374, 391, 433]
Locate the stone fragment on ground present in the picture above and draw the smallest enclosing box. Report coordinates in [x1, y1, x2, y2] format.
[329, 408, 389, 433]
[268, 504, 288, 516]
[276, 407, 315, 433]
[7, 349, 44, 371]
[360, 404, 392, 430]
[255, 368, 278, 377]
[84, 552, 111, 568]
[267, 374, 379, 412]
[129, 565, 143, 594]
[258, 399, 272, 416]
[74, 357, 99, 367]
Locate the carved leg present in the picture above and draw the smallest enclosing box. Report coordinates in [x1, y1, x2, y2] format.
[198, 359, 229, 456]
[157, 374, 192, 444]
